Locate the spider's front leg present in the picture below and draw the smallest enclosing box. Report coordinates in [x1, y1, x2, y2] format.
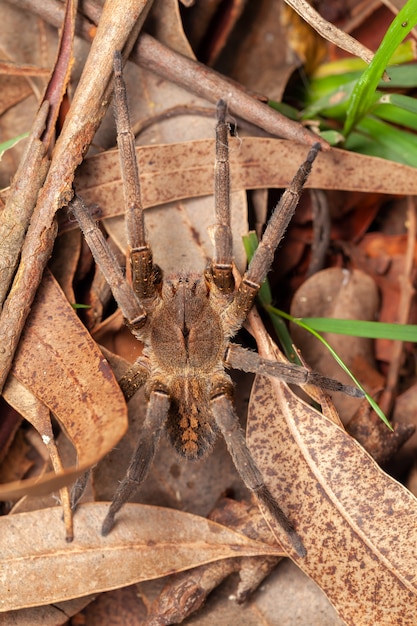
[112, 51, 161, 309]
[225, 142, 321, 331]
[206, 100, 236, 295]
[210, 382, 306, 557]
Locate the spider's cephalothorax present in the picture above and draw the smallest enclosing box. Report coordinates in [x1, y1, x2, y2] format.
[71, 51, 363, 557]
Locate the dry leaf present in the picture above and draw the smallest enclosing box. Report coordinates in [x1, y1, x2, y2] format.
[247, 350, 417, 625]
[0, 596, 95, 626]
[0, 270, 127, 499]
[75, 138, 417, 216]
[0, 502, 283, 612]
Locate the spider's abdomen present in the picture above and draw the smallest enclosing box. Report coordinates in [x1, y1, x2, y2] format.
[150, 274, 224, 372]
[166, 377, 217, 459]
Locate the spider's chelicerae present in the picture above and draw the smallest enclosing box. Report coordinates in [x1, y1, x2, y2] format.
[71, 52, 363, 557]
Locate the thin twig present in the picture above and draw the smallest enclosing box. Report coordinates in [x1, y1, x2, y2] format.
[283, 0, 376, 64]
[132, 34, 322, 146]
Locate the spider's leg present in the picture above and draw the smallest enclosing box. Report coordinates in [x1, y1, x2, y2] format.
[71, 468, 92, 511]
[113, 51, 160, 306]
[225, 344, 364, 398]
[208, 100, 235, 295]
[118, 357, 150, 401]
[70, 195, 146, 332]
[224, 143, 321, 332]
[210, 386, 306, 557]
[102, 388, 170, 536]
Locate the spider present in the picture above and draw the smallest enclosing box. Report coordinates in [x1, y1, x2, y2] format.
[70, 52, 363, 557]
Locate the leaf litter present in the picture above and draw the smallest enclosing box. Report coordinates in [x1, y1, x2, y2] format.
[0, 1, 417, 625]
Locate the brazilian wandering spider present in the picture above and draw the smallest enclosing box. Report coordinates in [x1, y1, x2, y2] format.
[70, 51, 362, 557]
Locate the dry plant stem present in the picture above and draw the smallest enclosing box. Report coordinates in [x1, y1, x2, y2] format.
[16, 0, 324, 146]
[0, 0, 152, 394]
[379, 197, 416, 416]
[342, 0, 381, 35]
[283, 0, 376, 65]
[0, 101, 50, 308]
[33, 406, 74, 540]
[133, 34, 323, 146]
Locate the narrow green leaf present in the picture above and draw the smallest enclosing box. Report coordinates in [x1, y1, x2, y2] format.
[267, 307, 392, 429]
[345, 116, 417, 166]
[316, 130, 345, 146]
[299, 318, 417, 342]
[344, 0, 417, 135]
[0, 132, 29, 159]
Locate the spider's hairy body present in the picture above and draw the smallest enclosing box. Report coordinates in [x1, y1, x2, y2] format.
[72, 52, 363, 555]
[148, 273, 228, 459]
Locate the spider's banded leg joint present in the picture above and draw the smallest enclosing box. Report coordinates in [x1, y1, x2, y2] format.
[125, 312, 147, 334]
[231, 278, 259, 321]
[130, 246, 162, 301]
[210, 375, 234, 401]
[118, 358, 150, 401]
[207, 262, 235, 294]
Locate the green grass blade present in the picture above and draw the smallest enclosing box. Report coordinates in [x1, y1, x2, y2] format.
[0, 132, 29, 158]
[267, 306, 392, 429]
[373, 94, 417, 132]
[344, 0, 417, 136]
[344, 115, 417, 166]
[299, 318, 417, 341]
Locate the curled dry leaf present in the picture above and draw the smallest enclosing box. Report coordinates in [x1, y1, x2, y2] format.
[0, 270, 127, 500]
[247, 353, 417, 625]
[0, 502, 283, 612]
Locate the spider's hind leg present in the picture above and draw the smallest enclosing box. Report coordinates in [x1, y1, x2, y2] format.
[210, 379, 306, 557]
[102, 387, 170, 536]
